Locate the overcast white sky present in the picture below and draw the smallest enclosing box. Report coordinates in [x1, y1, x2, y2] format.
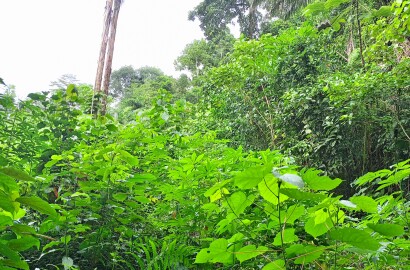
[0, 0, 204, 98]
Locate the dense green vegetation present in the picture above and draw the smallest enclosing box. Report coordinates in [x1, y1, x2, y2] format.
[0, 0, 409, 269]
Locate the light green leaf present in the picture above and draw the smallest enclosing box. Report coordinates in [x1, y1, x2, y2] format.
[305, 217, 333, 238]
[194, 238, 231, 264]
[234, 166, 270, 189]
[113, 193, 128, 202]
[350, 196, 378, 213]
[367, 223, 405, 237]
[259, 176, 290, 205]
[302, 169, 342, 191]
[235, 245, 268, 263]
[273, 228, 298, 246]
[127, 174, 157, 183]
[224, 191, 254, 216]
[16, 197, 57, 216]
[282, 205, 305, 224]
[118, 150, 139, 166]
[262, 260, 286, 270]
[330, 228, 380, 251]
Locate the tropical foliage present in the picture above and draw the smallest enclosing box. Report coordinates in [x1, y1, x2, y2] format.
[0, 0, 409, 269]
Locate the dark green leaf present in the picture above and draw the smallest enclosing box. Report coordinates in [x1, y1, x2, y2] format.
[330, 228, 380, 251]
[367, 224, 405, 237]
[0, 168, 35, 182]
[16, 197, 57, 216]
[8, 236, 39, 251]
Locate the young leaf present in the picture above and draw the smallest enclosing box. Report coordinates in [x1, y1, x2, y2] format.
[330, 228, 380, 251]
[16, 197, 57, 216]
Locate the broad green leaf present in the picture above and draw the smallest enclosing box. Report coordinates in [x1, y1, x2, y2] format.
[16, 197, 57, 216]
[234, 166, 270, 189]
[118, 150, 139, 166]
[134, 196, 151, 204]
[273, 228, 298, 246]
[224, 191, 254, 216]
[195, 238, 230, 264]
[0, 172, 18, 190]
[204, 180, 231, 197]
[305, 217, 333, 238]
[8, 236, 39, 251]
[0, 190, 16, 213]
[302, 169, 342, 191]
[285, 244, 325, 264]
[235, 245, 268, 263]
[262, 260, 286, 270]
[113, 193, 128, 202]
[280, 189, 326, 202]
[106, 124, 118, 132]
[367, 223, 405, 237]
[210, 188, 229, 202]
[350, 196, 378, 213]
[282, 205, 305, 224]
[127, 174, 157, 183]
[0, 168, 35, 182]
[330, 228, 380, 251]
[1, 259, 29, 270]
[377, 168, 410, 190]
[259, 175, 291, 205]
[10, 224, 36, 235]
[0, 242, 20, 260]
[0, 215, 13, 226]
[279, 174, 304, 189]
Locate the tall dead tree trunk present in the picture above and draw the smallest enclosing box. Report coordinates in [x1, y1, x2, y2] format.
[93, 0, 122, 115]
[94, 0, 113, 95]
[101, 0, 122, 114]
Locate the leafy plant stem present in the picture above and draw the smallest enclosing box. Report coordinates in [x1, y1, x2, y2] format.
[277, 180, 287, 267]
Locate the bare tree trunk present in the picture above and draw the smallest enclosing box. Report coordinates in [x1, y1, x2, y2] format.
[101, 0, 122, 115]
[94, 0, 114, 94]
